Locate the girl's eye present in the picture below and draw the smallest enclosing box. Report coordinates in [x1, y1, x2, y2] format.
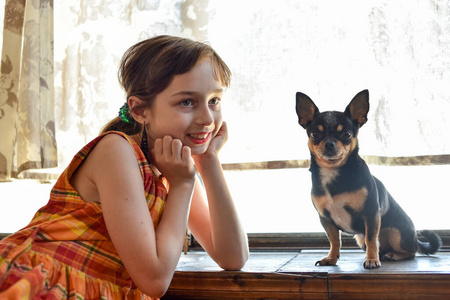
[180, 99, 192, 107]
[209, 97, 221, 105]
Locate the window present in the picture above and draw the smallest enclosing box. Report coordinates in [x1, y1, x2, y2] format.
[1, 1, 449, 249]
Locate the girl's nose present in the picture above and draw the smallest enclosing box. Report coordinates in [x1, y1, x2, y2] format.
[196, 103, 214, 125]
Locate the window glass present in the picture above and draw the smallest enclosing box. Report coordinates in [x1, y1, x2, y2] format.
[225, 165, 450, 234]
[1, 1, 449, 235]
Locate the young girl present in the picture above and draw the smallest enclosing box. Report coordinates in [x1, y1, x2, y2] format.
[0, 35, 249, 299]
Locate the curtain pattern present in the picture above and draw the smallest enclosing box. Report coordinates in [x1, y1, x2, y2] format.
[53, 0, 450, 170]
[0, 0, 56, 181]
[1, 0, 448, 180]
[53, 0, 192, 170]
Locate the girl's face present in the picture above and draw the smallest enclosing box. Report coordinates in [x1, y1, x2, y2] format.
[145, 59, 224, 156]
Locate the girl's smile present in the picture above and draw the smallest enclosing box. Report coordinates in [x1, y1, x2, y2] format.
[187, 132, 212, 144]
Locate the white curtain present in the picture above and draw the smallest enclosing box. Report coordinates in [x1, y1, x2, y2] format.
[53, 0, 450, 170]
[11, 0, 432, 171]
[0, 0, 56, 181]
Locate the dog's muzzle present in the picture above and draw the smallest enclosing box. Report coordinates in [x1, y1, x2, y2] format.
[323, 139, 338, 157]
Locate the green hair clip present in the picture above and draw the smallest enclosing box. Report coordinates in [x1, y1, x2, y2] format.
[118, 103, 135, 124]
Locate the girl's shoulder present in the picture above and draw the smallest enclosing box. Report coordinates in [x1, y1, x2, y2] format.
[70, 131, 144, 172]
[91, 131, 139, 154]
[93, 132, 137, 155]
[79, 131, 145, 177]
[65, 131, 149, 203]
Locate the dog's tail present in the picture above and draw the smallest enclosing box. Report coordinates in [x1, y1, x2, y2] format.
[417, 230, 442, 255]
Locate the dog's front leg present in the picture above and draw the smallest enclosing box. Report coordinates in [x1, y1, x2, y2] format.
[363, 214, 381, 269]
[316, 216, 341, 266]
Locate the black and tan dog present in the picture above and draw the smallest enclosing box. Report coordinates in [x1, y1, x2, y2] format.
[295, 89, 441, 269]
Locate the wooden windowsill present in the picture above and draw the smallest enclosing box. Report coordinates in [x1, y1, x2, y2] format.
[163, 249, 450, 299]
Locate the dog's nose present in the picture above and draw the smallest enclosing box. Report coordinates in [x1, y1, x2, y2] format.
[324, 140, 337, 151]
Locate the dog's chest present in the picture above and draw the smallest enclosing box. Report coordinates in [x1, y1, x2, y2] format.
[312, 169, 368, 233]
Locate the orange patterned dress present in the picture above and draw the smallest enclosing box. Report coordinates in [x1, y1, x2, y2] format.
[0, 131, 169, 299]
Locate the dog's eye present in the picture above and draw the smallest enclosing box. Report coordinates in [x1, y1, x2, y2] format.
[310, 131, 320, 140]
[341, 130, 352, 139]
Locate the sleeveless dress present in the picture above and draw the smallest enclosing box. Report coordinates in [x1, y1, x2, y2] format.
[0, 131, 169, 299]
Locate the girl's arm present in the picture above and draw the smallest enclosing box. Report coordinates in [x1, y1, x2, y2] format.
[189, 122, 249, 270]
[88, 135, 195, 298]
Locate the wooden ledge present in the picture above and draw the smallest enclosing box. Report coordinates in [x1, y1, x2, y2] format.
[163, 250, 450, 299]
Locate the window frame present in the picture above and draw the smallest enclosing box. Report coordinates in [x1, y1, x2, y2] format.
[187, 230, 450, 252]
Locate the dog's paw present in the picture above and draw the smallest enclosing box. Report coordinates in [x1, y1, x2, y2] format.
[380, 252, 398, 261]
[363, 258, 381, 269]
[380, 251, 415, 261]
[315, 256, 339, 266]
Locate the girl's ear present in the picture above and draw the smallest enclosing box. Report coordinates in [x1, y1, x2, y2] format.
[128, 96, 148, 124]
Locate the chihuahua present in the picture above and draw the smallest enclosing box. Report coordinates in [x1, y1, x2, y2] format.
[295, 89, 441, 269]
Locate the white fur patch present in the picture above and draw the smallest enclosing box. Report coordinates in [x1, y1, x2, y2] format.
[320, 168, 339, 186]
[325, 199, 355, 233]
[313, 185, 368, 234]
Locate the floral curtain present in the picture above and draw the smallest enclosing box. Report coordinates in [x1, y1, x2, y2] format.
[1, 0, 448, 181]
[52, 0, 212, 170]
[52, 0, 450, 169]
[0, 0, 56, 181]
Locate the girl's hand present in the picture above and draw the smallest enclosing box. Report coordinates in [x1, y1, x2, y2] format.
[210, 121, 228, 154]
[152, 135, 196, 185]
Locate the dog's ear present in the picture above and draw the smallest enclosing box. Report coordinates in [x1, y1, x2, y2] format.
[296, 92, 319, 129]
[344, 89, 369, 127]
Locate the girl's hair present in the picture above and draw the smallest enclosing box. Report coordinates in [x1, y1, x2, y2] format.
[101, 35, 232, 134]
